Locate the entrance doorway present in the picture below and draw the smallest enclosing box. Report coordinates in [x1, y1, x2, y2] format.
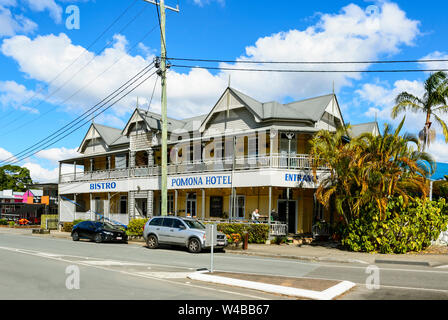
[135, 199, 147, 217]
[277, 200, 297, 234]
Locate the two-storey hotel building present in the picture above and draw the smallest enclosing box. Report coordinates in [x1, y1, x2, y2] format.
[58, 87, 379, 235]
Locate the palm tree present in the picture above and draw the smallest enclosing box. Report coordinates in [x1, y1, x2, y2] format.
[392, 71, 448, 151]
[354, 118, 435, 219]
[310, 118, 435, 222]
[309, 125, 359, 224]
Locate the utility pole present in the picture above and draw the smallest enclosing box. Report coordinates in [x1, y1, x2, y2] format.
[143, 0, 179, 216]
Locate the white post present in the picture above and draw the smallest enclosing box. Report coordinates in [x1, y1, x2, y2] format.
[210, 225, 214, 273]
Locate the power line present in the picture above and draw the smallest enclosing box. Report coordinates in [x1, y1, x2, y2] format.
[166, 57, 448, 65]
[1, 2, 149, 134]
[9, 70, 158, 166]
[3, 24, 159, 138]
[170, 64, 448, 73]
[0, 0, 140, 127]
[1, 64, 156, 166]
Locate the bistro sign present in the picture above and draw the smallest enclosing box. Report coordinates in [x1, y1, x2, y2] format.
[90, 182, 117, 190]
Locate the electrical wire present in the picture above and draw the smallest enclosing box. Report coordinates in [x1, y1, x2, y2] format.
[166, 57, 448, 65]
[1, 64, 156, 165]
[1, 2, 149, 133]
[0, 0, 140, 127]
[3, 24, 159, 138]
[7, 69, 158, 166]
[170, 64, 448, 73]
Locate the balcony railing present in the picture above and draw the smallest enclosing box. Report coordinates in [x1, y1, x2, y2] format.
[60, 154, 329, 183]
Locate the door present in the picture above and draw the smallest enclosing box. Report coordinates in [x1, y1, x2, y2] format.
[169, 218, 188, 245]
[186, 193, 197, 217]
[158, 218, 173, 243]
[278, 200, 297, 234]
[210, 196, 223, 218]
[236, 196, 245, 219]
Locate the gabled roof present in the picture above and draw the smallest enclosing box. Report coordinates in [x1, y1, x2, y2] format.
[199, 87, 342, 132]
[78, 123, 129, 152]
[349, 122, 380, 138]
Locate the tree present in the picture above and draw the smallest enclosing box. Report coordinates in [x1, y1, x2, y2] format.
[353, 118, 434, 219]
[310, 118, 435, 222]
[0, 165, 33, 191]
[392, 71, 448, 151]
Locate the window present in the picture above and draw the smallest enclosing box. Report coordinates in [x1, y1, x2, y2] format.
[115, 154, 127, 169]
[172, 219, 184, 229]
[120, 196, 127, 214]
[236, 195, 245, 219]
[210, 196, 223, 218]
[149, 218, 163, 226]
[186, 193, 197, 217]
[162, 218, 173, 228]
[168, 193, 174, 215]
[183, 219, 205, 230]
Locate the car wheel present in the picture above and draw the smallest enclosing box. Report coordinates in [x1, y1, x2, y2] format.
[188, 238, 202, 253]
[72, 231, 80, 241]
[94, 233, 103, 243]
[146, 235, 158, 249]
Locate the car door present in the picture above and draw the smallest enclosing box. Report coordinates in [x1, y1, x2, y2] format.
[169, 218, 188, 245]
[157, 218, 174, 243]
[76, 221, 90, 238]
[84, 221, 97, 240]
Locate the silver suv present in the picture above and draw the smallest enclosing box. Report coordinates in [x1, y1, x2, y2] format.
[143, 216, 228, 253]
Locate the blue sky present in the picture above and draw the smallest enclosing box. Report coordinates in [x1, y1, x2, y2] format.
[0, 0, 448, 182]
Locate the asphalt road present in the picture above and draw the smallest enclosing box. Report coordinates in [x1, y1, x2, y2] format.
[0, 230, 447, 300]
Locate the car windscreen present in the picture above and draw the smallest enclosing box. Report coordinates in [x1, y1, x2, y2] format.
[96, 222, 120, 229]
[182, 219, 205, 230]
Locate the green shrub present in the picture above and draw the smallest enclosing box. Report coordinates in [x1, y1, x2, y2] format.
[126, 218, 148, 237]
[63, 222, 74, 233]
[341, 197, 448, 254]
[8, 221, 15, 228]
[0, 219, 8, 226]
[217, 223, 269, 244]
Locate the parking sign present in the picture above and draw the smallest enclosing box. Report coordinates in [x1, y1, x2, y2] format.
[205, 224, 217, 247]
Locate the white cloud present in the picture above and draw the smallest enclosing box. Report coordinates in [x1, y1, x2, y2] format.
[0, 80, 40, 113]
[0, 147, 15, 162]
[0, 5, 37, 37]
[23, 162, 59, 183]
[35, 147, 80, 164]
[192, 0, 225, 7]
[428, 140, 448, 163]
[22, 0, 63, 24]
[0, 2, 421, 123]
[355, 75, 448, 162]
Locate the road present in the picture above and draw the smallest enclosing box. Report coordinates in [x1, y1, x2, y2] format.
[0, 230, 447, 300]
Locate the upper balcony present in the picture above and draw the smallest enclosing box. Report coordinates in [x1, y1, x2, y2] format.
[59, 154, 329, 184]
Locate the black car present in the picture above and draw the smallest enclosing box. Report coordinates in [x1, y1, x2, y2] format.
[71, 221, 128, 243]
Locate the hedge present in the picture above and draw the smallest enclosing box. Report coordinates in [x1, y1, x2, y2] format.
[217, 223, 269, 244]
[0, 219, 7, 226]
[124, 219, 270, 244]
[341, 197, 448, 254]
[126, 218, 149, 237]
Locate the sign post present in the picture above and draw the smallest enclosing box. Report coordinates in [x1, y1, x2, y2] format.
[205, 224, 217, 273]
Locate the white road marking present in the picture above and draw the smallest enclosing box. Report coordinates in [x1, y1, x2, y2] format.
[0, 246, 271, 300]
[220, 254, 448, 274]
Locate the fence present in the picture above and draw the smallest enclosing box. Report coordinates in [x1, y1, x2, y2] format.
[41, 215, 59, 230]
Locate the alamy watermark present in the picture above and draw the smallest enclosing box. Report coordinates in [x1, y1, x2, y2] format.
[66, 5, 80, 30]
[65, 265, 80, 290]
[365, 265, 381, 290]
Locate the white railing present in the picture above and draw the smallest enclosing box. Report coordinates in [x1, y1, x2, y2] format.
[60, 154, 329, 183]
[270, 222, 288, 236]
